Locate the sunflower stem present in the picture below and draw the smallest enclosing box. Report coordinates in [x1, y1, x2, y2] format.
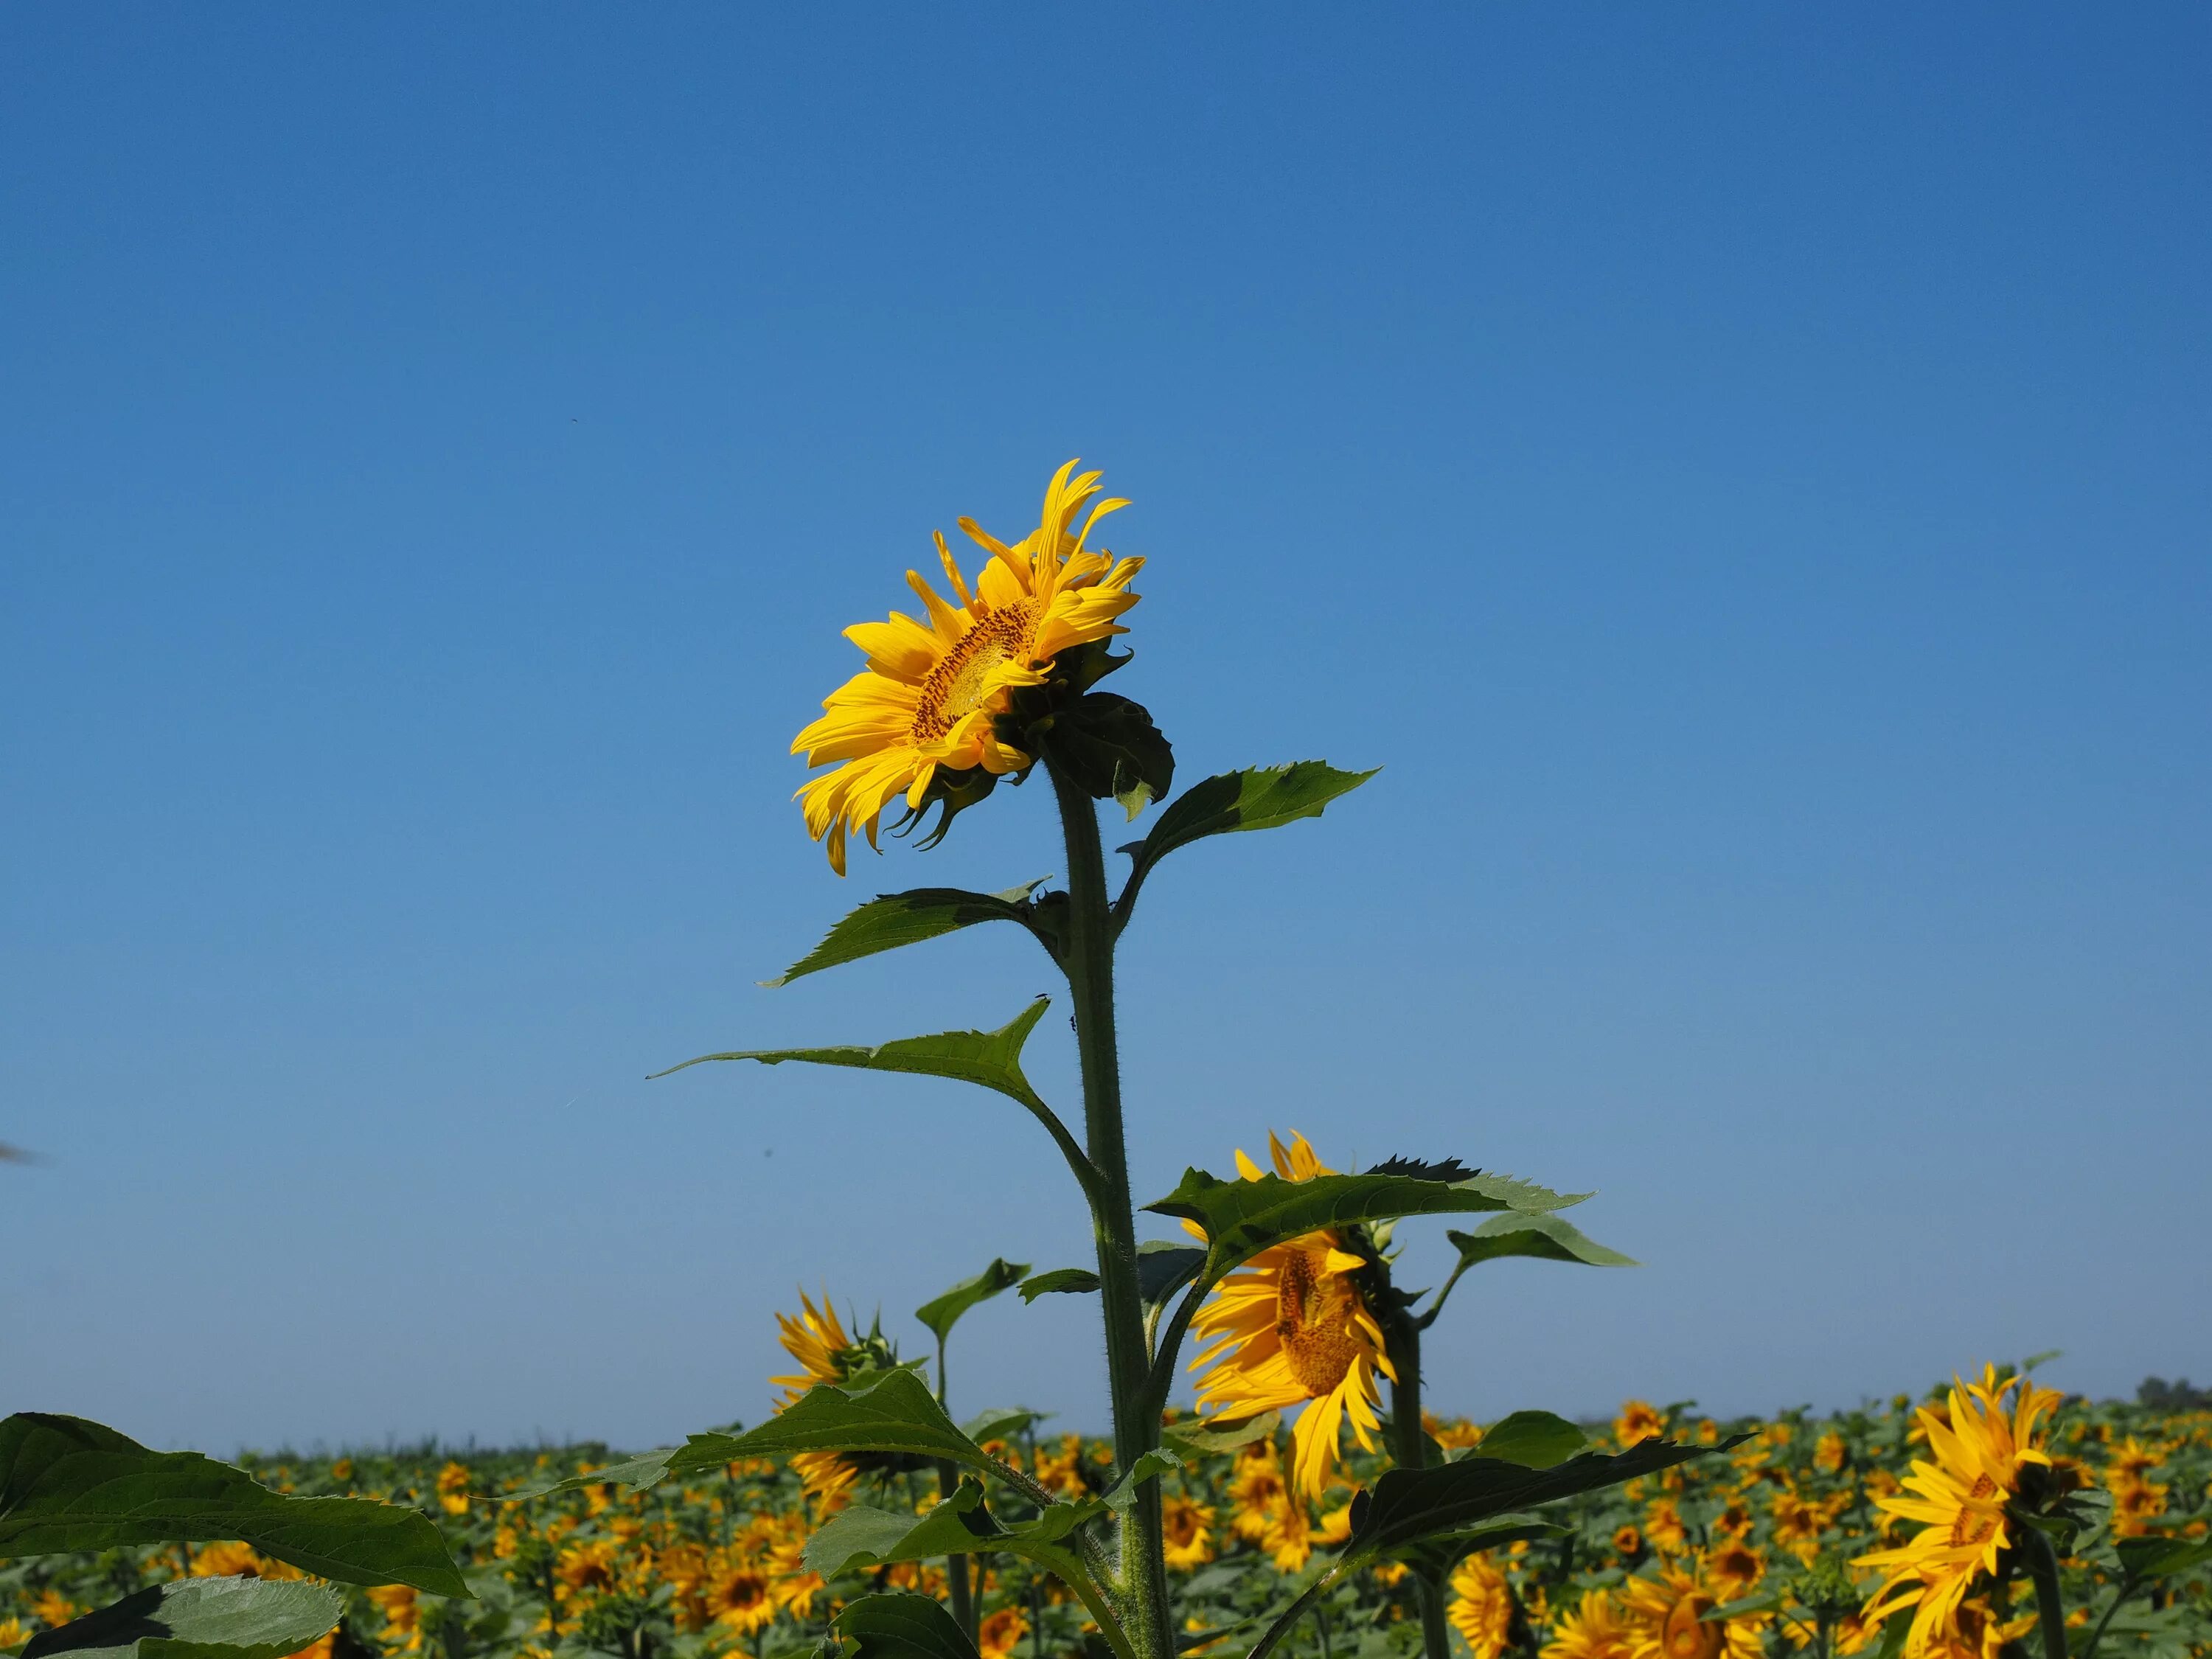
[1382, 1307, 1453, 1659]
[1046, 751, 1176, 1659]
[2019, 1523, 2070, 1659]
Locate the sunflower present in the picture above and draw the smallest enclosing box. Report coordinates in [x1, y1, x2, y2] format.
[1620, 1561, 1764, 1659]
[771, 1289, 900, 1501]
[978, 1609, 1030, 1659]
[436, 1460, 470, 1516]
[1544, 1589, 1639, 1659]
[1854, 1368, 2062, 1659]
[1615, 1402, 1666, 1449]
[790, 460, 1144, 874]
[1707, 1539, 1764, 1600]
[1162, 1495, 1218, 1570]
[710, 1565, 779, 1637]
[1229, 1442, 1290, 1542]
[1447, 1553, 1517, 1659]
[1188, 1131, 1397, 1503]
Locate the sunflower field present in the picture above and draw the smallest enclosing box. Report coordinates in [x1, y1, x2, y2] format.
[5, 1383, 2208, 1659]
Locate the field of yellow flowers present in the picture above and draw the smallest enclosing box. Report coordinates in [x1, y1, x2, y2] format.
[6, 1385, 2205, 1659]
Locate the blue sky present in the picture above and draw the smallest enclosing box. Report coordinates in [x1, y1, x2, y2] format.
[3, 5, 2206, 1455]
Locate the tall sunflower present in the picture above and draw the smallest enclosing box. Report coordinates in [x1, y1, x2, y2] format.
[1187, 1130, 1397, 1503]
[1619, 1559, 1765, 1659]
[1854, 1367, 2063, 1659]
[769, 1290, 900, 1502]
[790, 460, 1144, 873]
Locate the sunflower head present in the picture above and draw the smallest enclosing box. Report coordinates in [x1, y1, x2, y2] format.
[769, 1290, 911, 1500]
[790, 461, 1152, 873]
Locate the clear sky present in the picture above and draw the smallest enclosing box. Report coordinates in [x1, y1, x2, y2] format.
[3, 5, 2206, 1456]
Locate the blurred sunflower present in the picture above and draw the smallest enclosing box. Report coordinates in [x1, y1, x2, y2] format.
[1162, 1494, 1217, 1570]
[1614, 1402, 1666, 1449]
[1544, 1589, 1638, 1659]
[1855, 1368, 2062, 1659]
[1188, 1131, 1397, 1502]
[437, 1460, 470, 1516]
[977, 1609, 1029, 1659]
[1620, 1562, 1763, 1659]
[1447, 1553, 1517, 1659]
[790, 460, 1143, 874]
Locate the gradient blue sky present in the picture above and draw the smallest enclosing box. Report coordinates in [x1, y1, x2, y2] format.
[4, 6, 2207, 1455]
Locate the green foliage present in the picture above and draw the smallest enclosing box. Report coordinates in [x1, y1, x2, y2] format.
[2117, 1534, 2212, 1579]
[830, 1593, 981, 1659]
[1146, 1166, 1581, 1281]
[766, 881, 1054, 986]
[1016, 1269, 1099, 1302]
[1160, 1412, 1281, 1458]
[21, 1579, 343, 1659]
[1344, 1436, 1742, 1560]
[914, 1259, 1030, 1346]
[1443, 1215, 1635, 1271]
[512, 1370, 1006, 1499]
[0, 1415, 467, 1596]
[1114, 763, 1377, 922]
[651, 998, 1052, 1108]
[1036, 695, 1175, 816]
[1467, 1411, 1587, 1470]
[804, 1479, 1095, 1578]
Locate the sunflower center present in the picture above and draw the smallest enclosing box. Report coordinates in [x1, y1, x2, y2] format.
[1275, 1245, 1362, 1397]
[911, 603, 1039, 742]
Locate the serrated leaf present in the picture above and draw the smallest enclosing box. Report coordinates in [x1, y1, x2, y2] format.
[766, 882, 1051, 987]
[652, 998, 1054, 1110]
[1018, 1269, 1100, 1303]
[915, 1259, 1031, 1346]
[831, 1593, 981, 1659]
[1471, 1412, 1587, 1470]
[22, 1579, 345, 1659]
[1161, 1413, 1281, 1459]
[1345, 1436, 1743, 1561]
[2117, 1534, 2212, 1579]
[0, 1415, 467, 1596]
[1445, 1216, 1638, 1271]
[1147, 1167, 1581, 1279]
[1119, 764, 1378, 900]
[510, 1370, 995, 1499]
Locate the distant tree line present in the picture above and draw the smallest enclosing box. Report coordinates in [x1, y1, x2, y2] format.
[2137, 1375, 2212, 1411]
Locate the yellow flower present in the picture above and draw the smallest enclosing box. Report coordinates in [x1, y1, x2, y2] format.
[1614, 1402, 1666, 1449]
[1229, 1442, 1289, 1542]
[978, 1608, 1029, 1659]
[1162, 1495, 1217, 1570]
[437, 1460, 470, 1516]
[29, 1593, 77, 1632]
[1706, 1540, 1764, 1600]
[0, 1618, 29, 1655]
[790, 460, 1142, 874]
[1447, 1553, 1517, 1659]
[1613, 1525, 1644, 1559]
[1815, 1432, 1848, 1474]
[190, 1541, 293, 1579]
[771, 1290, 875, 1502]
[1264, 1498, 1316, 1573]
[366, 1586, 422, 1657]
[1620, 1562, 1763, 1659]
[1188, 1131, 1396, 1502]
[1544, 1590, 1638, 1659]
[710, 1564, 779, 1636]
[1855, 1368, 2062, 1659]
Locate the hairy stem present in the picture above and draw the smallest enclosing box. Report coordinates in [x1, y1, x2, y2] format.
[2019, 1524, 2070, 1659]
[1046, 752, 1175, 1659]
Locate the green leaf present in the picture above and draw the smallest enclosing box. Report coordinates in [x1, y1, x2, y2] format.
[0, 1415, 467, 1596]
[2116, 1534, 2212, 1579]
[1136, 1244, 1208, 1311]
[1161, 1413, 1281, 1459]
[511, 1370, 998, 1498]
[1040, 694, 1174, 808]
[1470, 1412, 1587, 1470]
[1147, 1166, 1582, 1279]
[22, 1579, 345, 1659]
[1099, 1449, 1184, 1514]
[804, 1478, 1097, 1577]
[1018, 1269, 1100, 1302]
[831, 1594, 981, 1659]
[652, 998, 1054, 1109]
[1444, 1215, 1638, 1271]
[915, 1259, 1031, 1346]
[1346, 1436, 1743, 1561]
[1117, 763, 1377, 911]
[766, 881, 1051, 987]
[1701, 1593, 1789, 1623]
[959, 1408, 1042, 1447]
